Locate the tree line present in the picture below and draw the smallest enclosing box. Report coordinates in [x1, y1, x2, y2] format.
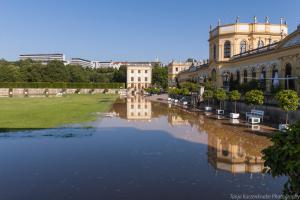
[0, 59, 127, 83]
[0, 59, 169, 88]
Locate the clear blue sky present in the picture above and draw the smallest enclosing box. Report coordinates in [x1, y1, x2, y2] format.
[0, 0, 299, 63]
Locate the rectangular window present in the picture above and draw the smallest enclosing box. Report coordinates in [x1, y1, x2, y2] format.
[176, 67, 178, 72]
[131, 105, 134, 109]
[138, 70, 141, 73]
[138, 77, 141, 82]
[145, 70, 148, 73]
[145, 77, 148, 82]
[131, 77, 134, 81]
[131, 70, 134, 73]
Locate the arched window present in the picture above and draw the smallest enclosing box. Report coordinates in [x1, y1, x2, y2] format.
[260, 67, 266, 90]
[211, 69, 217, 81]
[236, 70, 240, 84]
[243, 70, 248, 83]
[240, 40, 247, 54]
[272, 65, 279, 89]
[251, 68, 256, 79]
[224, 41, 231, 58]
[285, 63, 295, 90]
[213, 44, 217, 60]
[258, 40, 264, 48]
[222, 72, 230, 87]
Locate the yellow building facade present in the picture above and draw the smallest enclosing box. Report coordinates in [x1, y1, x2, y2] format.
[168, 61, 193, 87]
[177, 18, 300, 93]
[127, 64, 152, 93]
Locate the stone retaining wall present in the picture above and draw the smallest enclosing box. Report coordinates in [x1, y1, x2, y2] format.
[0, 88, 126, 97]
[0, 88, 9, 97]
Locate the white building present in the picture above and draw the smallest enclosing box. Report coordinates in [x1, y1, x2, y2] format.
[127, 64, 152, 92]
[91, 61, 161, 69]
[19, 53, 66, 65]
[91, 61, 114, 69]
[69, 58, 92, 68]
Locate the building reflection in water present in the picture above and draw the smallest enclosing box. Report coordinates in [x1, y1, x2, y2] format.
[126, 96, 152, 121]
[168, 115, 189, 126]
[208, 133, 265, 174]
[111, 97, 271, 174]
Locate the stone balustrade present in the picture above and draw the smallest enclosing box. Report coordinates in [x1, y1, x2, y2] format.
[0, 88, 126, 97]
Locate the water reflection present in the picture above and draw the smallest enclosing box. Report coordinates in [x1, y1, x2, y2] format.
[127, 96, 152, 121]
[111, 97, 272, 175]
[0, 97, 285, 200]
[208, 133, 264, 174]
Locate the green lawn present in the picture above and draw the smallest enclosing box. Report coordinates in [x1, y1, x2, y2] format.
[0, 94, 118, 129]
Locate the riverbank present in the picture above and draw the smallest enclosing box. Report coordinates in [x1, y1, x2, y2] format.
[0, 94, 118, 129]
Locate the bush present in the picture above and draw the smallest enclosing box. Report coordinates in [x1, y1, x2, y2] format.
[262, 122, 300, 195]
[180, 81, 200, 93]
[245, 90, 264, 107]
[145, 87, 160, 94]
[203, 81, 214, 91]
[275, 90, 299, 124]
[229, 90, 241, 113]
[214, 88, 227, 109]
[203, 89, 214, 106]
[237, 80, 261, 94]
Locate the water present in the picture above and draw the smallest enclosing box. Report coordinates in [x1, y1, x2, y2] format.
[0, 97, 286, 200]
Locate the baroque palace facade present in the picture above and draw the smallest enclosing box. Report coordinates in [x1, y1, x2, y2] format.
[176, 17, 300, 93]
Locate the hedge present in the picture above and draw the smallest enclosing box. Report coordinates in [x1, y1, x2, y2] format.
[0, 82, 125, 89]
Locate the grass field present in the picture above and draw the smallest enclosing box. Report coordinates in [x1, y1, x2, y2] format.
[0, 94, 118, 129]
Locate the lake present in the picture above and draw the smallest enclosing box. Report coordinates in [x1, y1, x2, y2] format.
[0, 96, 286, 200]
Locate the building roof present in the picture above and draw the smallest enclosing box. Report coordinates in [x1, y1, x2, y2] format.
[71, 58, 91, 62]
[20, 53, 64, 56]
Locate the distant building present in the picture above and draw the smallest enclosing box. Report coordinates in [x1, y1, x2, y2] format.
[91, 61, 161, 70]
[168, 61, 193, 87]
[127, 64, 152, 92]
[69, 58, 92, 68]
[19, 53, 66, 65]
[91, 61, 112, 69]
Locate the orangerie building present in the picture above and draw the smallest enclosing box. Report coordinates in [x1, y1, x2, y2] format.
[176, 17, 300, 94]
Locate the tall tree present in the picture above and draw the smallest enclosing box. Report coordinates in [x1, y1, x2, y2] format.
[0, 64, 22, 82]
[68, 65, 89, 82]
[42, 60, 70, 82]
[113, 65, 127, 83]
[152, 64, 168, 89]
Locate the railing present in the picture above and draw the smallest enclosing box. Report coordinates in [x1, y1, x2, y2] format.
[231, 42, 279, 60]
